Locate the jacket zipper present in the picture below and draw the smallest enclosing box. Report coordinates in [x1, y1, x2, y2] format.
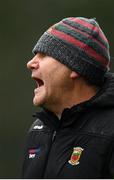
[43, 130, 57, 178]
[52, 130, 56, 142]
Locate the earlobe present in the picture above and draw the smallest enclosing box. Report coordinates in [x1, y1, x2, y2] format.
[70, 71, 79, 79]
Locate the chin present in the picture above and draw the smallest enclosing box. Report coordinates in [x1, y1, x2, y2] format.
[33, 99, 41, 106]
[33, 96, 46, 107]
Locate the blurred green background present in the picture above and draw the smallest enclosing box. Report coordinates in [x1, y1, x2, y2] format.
[0, 0, 113, 178]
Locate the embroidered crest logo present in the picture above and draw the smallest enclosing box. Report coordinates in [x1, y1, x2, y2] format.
[68, 147, 84, 165]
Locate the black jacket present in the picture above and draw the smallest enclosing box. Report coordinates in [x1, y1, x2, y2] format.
[22, 73, 114, 179]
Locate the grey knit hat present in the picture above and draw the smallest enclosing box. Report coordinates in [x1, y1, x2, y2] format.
[32, 17, 110, 85]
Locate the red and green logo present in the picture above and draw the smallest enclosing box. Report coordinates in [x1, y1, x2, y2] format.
[68, 147, 84, 165]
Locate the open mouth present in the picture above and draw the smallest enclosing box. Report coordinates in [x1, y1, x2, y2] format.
[33, 77, 44, 88]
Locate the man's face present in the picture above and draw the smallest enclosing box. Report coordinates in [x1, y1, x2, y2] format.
[27, 53, 73, 109]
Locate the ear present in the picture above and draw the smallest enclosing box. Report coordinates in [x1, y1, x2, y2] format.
[70, 71, 80, 79]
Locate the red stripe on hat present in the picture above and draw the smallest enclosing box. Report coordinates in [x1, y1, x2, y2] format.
[50, 28, 108, 66]
[61, 22, 107, 52]
[69, 18, 108, 43]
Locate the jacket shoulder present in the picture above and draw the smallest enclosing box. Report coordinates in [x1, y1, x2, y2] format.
[83, 108, 114, 137]
[28, 118, 44, 132]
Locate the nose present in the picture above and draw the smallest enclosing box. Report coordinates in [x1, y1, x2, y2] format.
[27, 55, 39, 70]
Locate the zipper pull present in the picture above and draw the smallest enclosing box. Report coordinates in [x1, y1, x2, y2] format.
[52, 131, 56, 142]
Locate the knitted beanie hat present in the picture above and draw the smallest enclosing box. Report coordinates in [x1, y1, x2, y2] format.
[32, 17, 110, 85]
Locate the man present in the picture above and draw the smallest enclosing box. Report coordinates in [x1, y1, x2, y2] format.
[22, 17, 114, 178]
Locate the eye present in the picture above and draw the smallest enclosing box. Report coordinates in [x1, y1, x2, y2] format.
[39, 52, 46, 58]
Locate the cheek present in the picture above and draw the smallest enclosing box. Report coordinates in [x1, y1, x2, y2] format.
[43, 74, 58, 97]
[50, 75, 67, 93]
[42, 64, 71, 90]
